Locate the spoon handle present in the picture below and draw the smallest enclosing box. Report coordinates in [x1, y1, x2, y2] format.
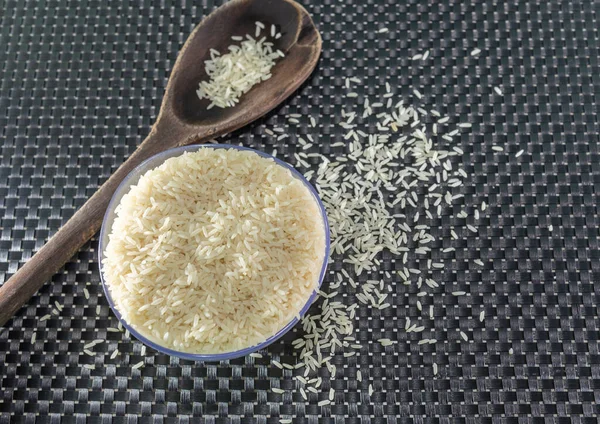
[0, 125, 191, 327]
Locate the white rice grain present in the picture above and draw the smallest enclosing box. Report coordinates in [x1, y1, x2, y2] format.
[103, 149, 326, 354]
[197, 30, 283, 108]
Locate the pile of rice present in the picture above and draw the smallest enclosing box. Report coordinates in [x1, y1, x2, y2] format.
[102, 148, 326, 353]
[196, 22, 284, 109]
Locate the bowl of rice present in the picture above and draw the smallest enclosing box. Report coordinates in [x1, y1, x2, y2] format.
[98, 144, 329, 360]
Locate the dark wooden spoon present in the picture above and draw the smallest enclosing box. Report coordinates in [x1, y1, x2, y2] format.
[0, 0, 321, 326]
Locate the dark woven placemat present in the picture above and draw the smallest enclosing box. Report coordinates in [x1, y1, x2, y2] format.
[1, 0, 600, 422]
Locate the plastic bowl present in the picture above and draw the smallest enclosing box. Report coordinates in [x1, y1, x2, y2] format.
[98, 144, 330, 361]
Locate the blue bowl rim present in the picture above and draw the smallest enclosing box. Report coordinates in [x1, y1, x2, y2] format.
[98, 143, 331, 361]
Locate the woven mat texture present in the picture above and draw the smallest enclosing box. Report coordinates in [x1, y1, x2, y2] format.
[1, 0, 600, 422]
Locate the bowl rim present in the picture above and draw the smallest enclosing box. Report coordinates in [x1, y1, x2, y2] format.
[98, 143, 331, 361]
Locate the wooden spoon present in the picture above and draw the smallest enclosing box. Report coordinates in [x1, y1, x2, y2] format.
[0, 0, 321, 326]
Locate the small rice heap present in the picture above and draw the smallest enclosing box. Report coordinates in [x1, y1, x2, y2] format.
[102, 148, 326, 353]
[196, 23, 284, 109]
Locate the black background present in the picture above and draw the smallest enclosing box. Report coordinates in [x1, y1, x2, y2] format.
[1, 0, 599, 422]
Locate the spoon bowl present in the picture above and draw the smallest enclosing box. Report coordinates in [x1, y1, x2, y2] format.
[170, 0, 320, 128]
[0, 0, 322, 327]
